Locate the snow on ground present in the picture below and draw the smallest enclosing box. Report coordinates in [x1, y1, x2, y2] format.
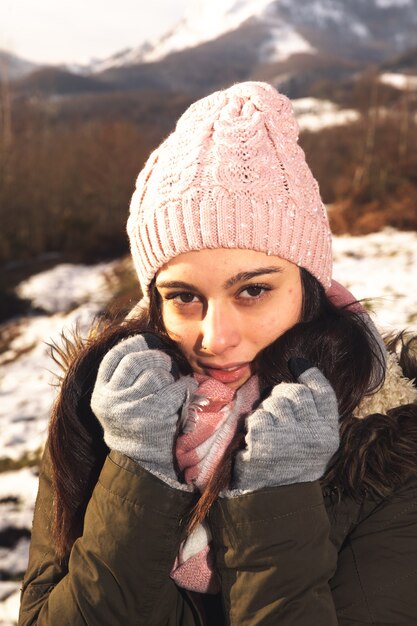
[379, 72, 417, 90]
[332, 229, 417, 330]
[1, 262, 118, 462]
[0, 468, 39, 533]
[0, 584, 21, 626]
[16, 262, 116, 314]
[0, 468, 39, 625]
[0, 230, 416, 624]
[1, 261, 118, 462]
[293, 98, 361, 132]
[0, 308, 104, 462]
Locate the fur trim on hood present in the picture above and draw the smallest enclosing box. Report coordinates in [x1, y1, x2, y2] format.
[356, 351, 417, 418]
[323, 332, 417, 499]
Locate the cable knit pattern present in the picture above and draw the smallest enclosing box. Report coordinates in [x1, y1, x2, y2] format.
[127, 81, 332, 297]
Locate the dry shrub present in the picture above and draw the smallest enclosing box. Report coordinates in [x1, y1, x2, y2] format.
[301, 88, 417, 236]
[0, 116, 148, 264]
[0, 90, 193, 271]
[101, 256, 142, 321]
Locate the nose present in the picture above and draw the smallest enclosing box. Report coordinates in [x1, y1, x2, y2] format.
[199, 301, 240, 354]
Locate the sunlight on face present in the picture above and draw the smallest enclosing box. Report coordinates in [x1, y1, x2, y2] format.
[156, 248, 303, 390]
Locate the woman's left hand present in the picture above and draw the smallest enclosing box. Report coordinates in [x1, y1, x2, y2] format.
[231, 359, 340, 492]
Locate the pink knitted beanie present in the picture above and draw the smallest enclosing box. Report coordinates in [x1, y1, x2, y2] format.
[127, 81, 332, 295]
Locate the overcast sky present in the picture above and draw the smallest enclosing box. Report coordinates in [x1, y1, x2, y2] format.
[0, 0, 190, 65]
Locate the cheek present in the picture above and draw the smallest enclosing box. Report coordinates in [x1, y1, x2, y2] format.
[161, 307, 181, 342]
[285, 286, 303, 323]
[161, 309, 197, 355]
[255, 287, 302, 346]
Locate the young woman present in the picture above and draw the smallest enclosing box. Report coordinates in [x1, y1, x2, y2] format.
[19, 82, 417, 625]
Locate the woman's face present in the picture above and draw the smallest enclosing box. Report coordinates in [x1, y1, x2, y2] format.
[156, 248, 303, 390]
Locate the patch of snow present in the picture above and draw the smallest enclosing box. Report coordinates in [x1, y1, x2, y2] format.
[0, 470, 39, 590]
[379, 72, 417, 90]
[260, 24, 315, 63]
[350, 22, 369, 38]
[16, 262, 118, 314]
[0, 468, 39, 532]
[375, 0, 412, 7]
[292, 98, 360, 132]
[0, 583, 20, 626]
[332, 229, 417, 331]
[0, 582, 20, 603]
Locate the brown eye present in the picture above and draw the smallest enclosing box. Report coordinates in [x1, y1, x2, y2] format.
[178, 293, 196, 303]
[245, 285, 263, 297]
[165, 291, 198, 304]
[238, 284, 271, 301]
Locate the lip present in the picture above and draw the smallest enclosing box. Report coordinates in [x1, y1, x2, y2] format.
[198, 361, 251, 384]
[198, 361, 248, 371]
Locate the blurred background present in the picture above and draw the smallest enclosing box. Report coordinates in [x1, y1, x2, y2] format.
[1, 1, 417, 622]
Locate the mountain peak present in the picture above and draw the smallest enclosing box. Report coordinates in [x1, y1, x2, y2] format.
[91, 0, 417, 76]
[94, 0, 279, 70]
[0, 49, 40, 80]
[143, 0, 275, 61]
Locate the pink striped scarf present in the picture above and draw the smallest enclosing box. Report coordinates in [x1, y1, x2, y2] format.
[170, 374, 260, 593]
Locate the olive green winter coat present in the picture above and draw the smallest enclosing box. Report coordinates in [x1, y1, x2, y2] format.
[18, 354, 417, 625]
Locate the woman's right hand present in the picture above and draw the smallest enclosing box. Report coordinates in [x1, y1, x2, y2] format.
[90, 334, 197, 485]
[231, 358, 340, 493]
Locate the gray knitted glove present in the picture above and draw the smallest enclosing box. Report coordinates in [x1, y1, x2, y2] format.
[90, 334, 197, 487]
[231, 359, 340, 493]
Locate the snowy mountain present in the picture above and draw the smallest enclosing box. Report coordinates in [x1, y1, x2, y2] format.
[93, 0, 417, 72]
[0, 50, 40, 80]
[82, 0, 417, 98]
[93, 0, 295, 71]
[7, 1, 417, 98]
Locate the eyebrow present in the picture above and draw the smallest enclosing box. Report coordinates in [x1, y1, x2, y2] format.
[223, 266, 284, 289]
[156, 280, 198, 290]
[156, 266, 284, 291]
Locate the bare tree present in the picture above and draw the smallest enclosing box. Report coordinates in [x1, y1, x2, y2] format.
[0, 55, 13, 150]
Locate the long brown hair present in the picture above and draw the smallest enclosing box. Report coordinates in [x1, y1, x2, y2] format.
[48, 269, 385, 562]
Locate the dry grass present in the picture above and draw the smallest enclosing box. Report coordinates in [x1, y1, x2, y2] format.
[101, 256, 142, 320]
[0, 448, 42, 473]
